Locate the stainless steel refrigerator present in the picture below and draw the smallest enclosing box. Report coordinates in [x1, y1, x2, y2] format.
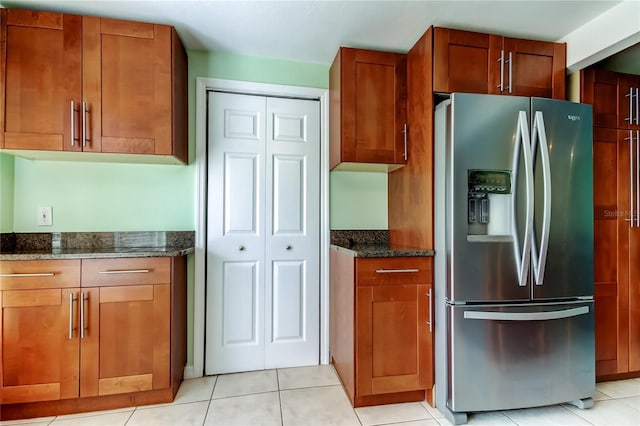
[434, 93, 595, 425]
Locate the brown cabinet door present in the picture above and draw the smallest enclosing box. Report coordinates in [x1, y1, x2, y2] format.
[356, 283, 430, 396]
[339, 48, 407, 165]
[82, 17, 172, 155]
[503, 37, 565, 99]
[433, 27, 501, 95]
[80, 284, 171, 397]
[625, 128, 640, 372]
[618, 75, 640, 130]
[0, 9, 81, 151]
[582, 69, 619, 129]
[0, 288, 80, 403]
[593, 128, 624, 376]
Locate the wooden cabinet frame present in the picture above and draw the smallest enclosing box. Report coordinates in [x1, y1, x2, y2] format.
[0, 256, 187, 421]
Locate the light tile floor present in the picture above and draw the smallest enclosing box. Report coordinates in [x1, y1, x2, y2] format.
[2, 366, 639, 426]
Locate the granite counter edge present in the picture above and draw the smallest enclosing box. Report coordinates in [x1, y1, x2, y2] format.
[330, 244, 434, 258]
[0, 247, 194, 261]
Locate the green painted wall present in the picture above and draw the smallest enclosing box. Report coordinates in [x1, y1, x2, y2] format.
[13, 158, 194, 232]
[0, 154, 15, 232]
[330, 171, 388, 229]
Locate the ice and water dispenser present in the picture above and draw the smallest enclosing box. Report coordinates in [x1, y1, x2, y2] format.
[467, 170, 512, 238]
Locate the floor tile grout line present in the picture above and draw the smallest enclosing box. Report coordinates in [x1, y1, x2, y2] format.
[123, 408, 136, 425]
[201, 398, 214, 426]
[275, 369, 284, 426]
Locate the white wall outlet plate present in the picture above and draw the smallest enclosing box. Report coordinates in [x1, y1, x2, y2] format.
[38, 206, 53, 226]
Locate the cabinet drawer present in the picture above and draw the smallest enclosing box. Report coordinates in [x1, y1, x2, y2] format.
[81, 257, 170, 287]
[356, 257, 432, 286]
[0, 259, 81, 290]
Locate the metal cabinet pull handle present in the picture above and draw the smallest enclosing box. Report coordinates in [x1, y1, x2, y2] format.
[80, 292, 87, 338]
[70, 101, 76, 146]
[507, 51, 513, 94]
[286, 245, 292, 251]
[497, 50, 504, 91]
[68, 293, 77, 339]
[98, 269, 150, 274]
[636, 130, 639, 228]
[375, 268, 419, 274]
[403, 123, 408, 161]
[629, 131, 634, 228]
[636, 87, 640, 125]
[427, 288, 432, 333]
[239, 246, 246, 251]
[0, 273, 55, 277]
[82, 101, 87, 147]
[627, 88, 634, 124]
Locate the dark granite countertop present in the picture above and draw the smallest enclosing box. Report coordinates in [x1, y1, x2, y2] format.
[0, 231, 194, 261]
[330, 230, 434, 258]
[0, 246, 193, 261]
[330, 243, 434, 258]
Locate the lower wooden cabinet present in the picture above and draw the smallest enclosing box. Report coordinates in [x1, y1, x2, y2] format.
[330, 248, 433, 407]
[0, 256, 186, 419]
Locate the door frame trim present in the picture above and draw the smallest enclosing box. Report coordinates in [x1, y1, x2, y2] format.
[189, 77, 329, 378]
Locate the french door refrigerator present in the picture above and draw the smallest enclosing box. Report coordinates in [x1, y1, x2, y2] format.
[433, 93, 595, 425]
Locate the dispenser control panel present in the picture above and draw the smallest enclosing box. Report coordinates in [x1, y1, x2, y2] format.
[468, 170, 511, 194]
[467, 169, 512, 237]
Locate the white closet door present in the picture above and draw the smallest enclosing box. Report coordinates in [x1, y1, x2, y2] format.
[206, 92, 266, 374]
[265, 97, 320, 368]
[206, 91, 320, 374]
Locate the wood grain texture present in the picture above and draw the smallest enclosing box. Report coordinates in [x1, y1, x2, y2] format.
[98, 374, 152, 396]
[100, 18, 154, 38]
[171, 27, 189, 164]
[329, 47, 407, 169]
[1, 288, 80, 403]
[1, 9, 6, 148]
[329, 49, 341, 169]
[0, 387, 174, 420]
[80, 287, 100, 397]
[81, 15, 102, 153]
[329, 247, 356, 404]
[616, 129, 631, 375]
[6, 9, 63, 29]
[504, 36, 564, 99]
[356, 257, 432, 286]
[628, 223, 640, 371]
[617, 74, 640, 130]
[582, 69, 619, 129]
[81, 257, 170, 287]
[0, 259, 81, 290]
[1, 9, 82, 151]
[170, 256, 187, 394]
[388, 27, 434, 249]
[433, 27, 499, 95]
[354, 389, 425, 408]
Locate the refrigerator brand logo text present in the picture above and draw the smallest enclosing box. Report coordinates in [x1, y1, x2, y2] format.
[567, 115, 582, 121]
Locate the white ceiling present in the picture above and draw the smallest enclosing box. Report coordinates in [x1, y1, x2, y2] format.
[0, 0, 630, 66]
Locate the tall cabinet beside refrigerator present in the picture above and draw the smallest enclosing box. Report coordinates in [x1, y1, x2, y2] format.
[434, 93, 595, 425]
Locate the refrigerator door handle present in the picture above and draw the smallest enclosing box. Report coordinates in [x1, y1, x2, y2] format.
[512, 111, 533, 287]
[531, 111, 552, 286]
[463, 306, 590, 321]
[628, 131, 635, 228]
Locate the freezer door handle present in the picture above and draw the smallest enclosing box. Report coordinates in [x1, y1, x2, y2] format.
[512, 111, 533, 287]
[463, 306, 590, 321]
[531, 111, 552, 286]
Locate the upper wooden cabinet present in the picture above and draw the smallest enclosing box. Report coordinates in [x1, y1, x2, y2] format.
[330, 47, 407, 171]
[433, 27, 566, 99]
[582, 69, 640, 130]
[0, 9, 188, 164]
